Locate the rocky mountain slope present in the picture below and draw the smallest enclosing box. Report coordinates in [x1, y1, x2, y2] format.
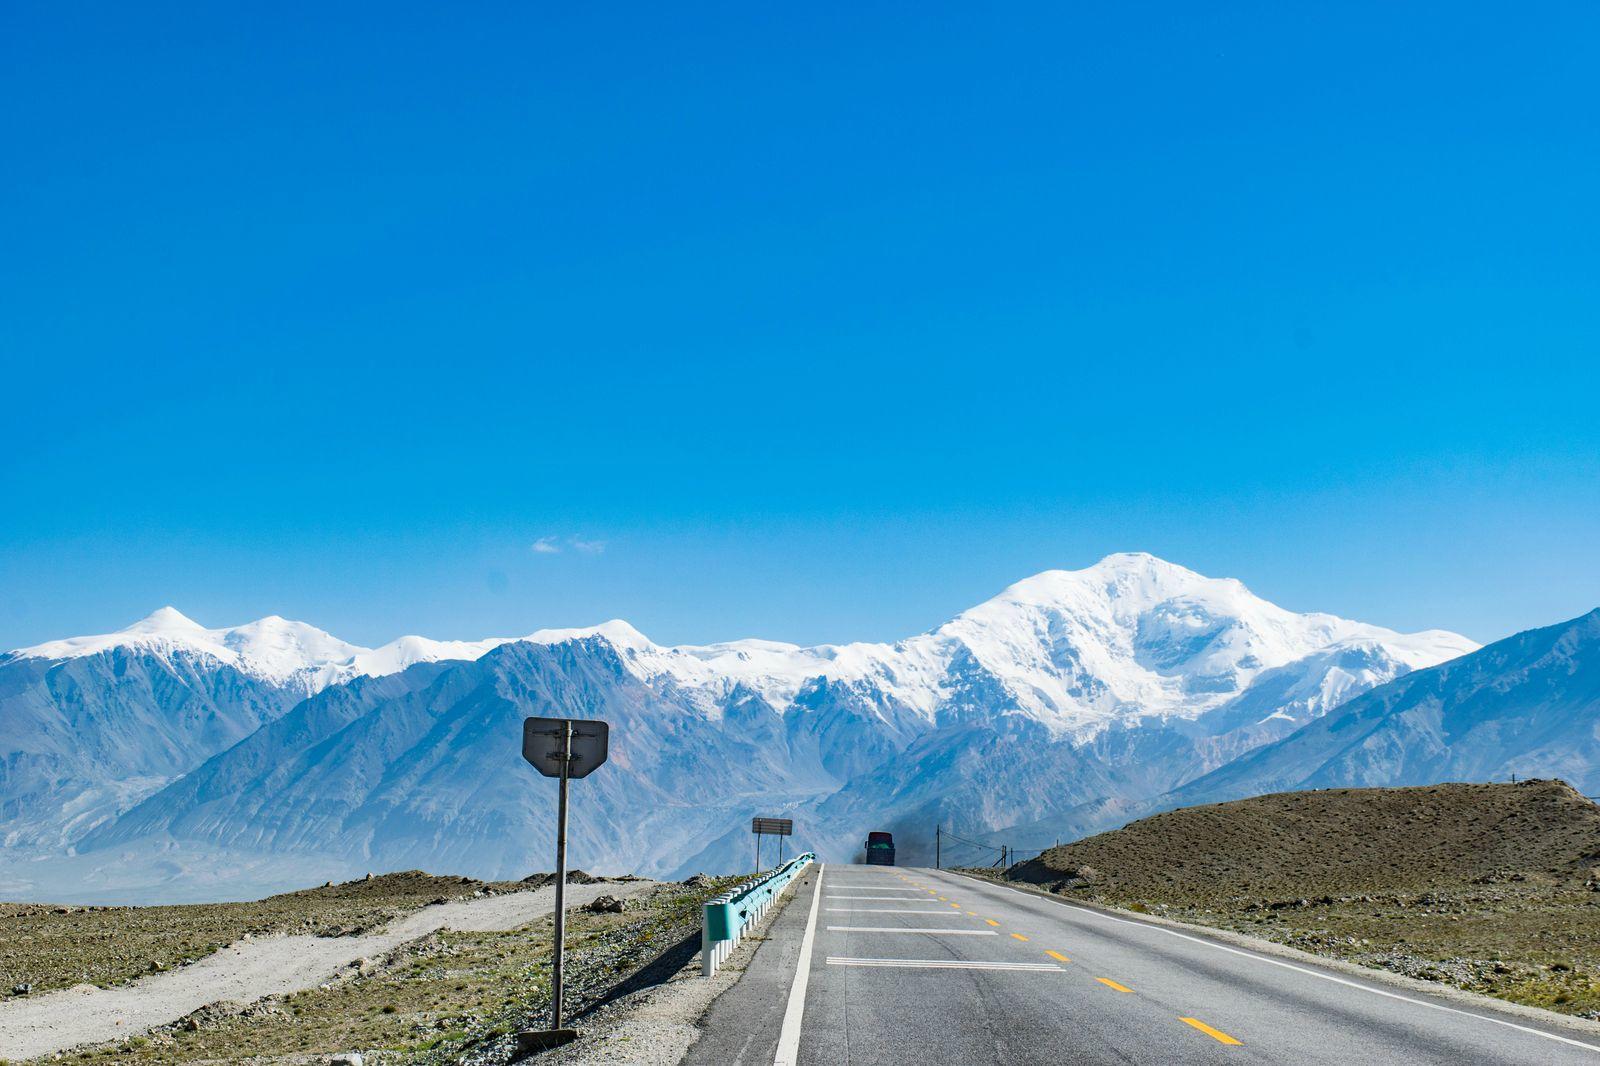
[0, 609, 515, 852]
[0, 554, 1480, 900]
[1163, 607, 1600, 809]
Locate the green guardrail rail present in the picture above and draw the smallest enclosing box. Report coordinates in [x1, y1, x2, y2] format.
[701, 851, 816, 977]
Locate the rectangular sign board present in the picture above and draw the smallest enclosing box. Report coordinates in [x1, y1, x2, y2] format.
[751, 817, 793, 836]
[522, 717, 610, 779]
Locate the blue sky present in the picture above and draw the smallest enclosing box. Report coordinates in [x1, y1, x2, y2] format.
[2, 3, 1597, 650]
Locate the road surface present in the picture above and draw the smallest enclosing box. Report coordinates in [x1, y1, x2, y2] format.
[686, 864, 1600, 1065]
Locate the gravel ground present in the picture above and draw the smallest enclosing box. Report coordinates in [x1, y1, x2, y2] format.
[1, 871, 522, 996]
[536, 875, 806, 1066]
[0, 879, 652, 1061]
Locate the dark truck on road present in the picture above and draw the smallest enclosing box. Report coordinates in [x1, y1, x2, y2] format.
[864, 830, 895, 865]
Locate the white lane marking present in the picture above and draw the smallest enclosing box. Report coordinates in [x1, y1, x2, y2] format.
[962, 874, 1600, 1055]
[773, 863, 823, 1066]
[826, 884, 912, 889]
[826, 895, 929, 900]
[826, 926, 996, 935]
[826, 908, 954, 913]
[827, 956, 1064, 972]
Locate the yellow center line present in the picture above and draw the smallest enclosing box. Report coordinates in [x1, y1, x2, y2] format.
[985, 919, 1000, 927]
[1180, 1018, 1242, 1045]
[1096, 978, 1134, 993]
[967, 911, 979, 917]
[949, 903, 961, 909]
[1045, 950, 1070, 963]
[1010, 932, 1030, 942]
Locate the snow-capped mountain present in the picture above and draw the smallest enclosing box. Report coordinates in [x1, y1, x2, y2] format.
[0, 554, 1480, 901]
[1161, 606, 1600, 808]
[7, 606, 513, 695]
[0, 608, 516, 851]
[512, 554, 1472, 734]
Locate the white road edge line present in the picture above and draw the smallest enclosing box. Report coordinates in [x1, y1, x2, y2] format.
[959, 872, 1600, 1055]
[773, 862, 823, 1066]
[826, 926, 997, 935]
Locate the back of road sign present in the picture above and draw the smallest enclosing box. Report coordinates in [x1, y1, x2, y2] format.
[522, 717, 610, 779]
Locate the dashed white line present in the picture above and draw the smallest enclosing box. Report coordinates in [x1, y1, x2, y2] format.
[826, 957, 1065, 972]
[826, 885, 912, 890]
[825, 907, 954, 913]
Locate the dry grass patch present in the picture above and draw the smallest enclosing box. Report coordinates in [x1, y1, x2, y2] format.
[1006, 780, 1600, 1019]
[0, 871, 525, 996]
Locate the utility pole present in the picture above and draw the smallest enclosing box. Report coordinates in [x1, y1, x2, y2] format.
[936, 824, 942, 870]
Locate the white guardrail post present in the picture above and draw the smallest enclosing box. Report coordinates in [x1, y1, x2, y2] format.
[701, 852, 815, 978]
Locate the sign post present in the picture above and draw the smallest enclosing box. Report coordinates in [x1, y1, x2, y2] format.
[750, 816, 793, 874]
[519, 716, 609, 1052]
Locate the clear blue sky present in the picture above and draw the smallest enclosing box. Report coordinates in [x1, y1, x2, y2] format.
[3, 3, 1597, 651]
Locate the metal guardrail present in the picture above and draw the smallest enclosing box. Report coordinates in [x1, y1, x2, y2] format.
[701, 851, 815, 977]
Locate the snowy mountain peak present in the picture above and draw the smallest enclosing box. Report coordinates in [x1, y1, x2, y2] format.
[127, 606, 208, 634]
[13, 610, 366, 692]
[525, 619, 654, 651]
[982, 553, 1242, 617]
[340, 635, 513, 681]
[220, 615, 363, 666]
[1090, 550, 1206, 581]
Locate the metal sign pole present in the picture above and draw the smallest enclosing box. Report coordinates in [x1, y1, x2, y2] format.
[552, 720, 572, 1032]
[518, 715, 608, 1055]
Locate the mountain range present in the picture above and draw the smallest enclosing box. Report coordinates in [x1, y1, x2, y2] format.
[7, 552, 1583, 904]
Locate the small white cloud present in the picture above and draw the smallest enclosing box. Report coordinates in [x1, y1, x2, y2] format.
[531, 535, 605, 556]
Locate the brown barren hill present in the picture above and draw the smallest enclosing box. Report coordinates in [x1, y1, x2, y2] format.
[1011, 779, 1600, 903]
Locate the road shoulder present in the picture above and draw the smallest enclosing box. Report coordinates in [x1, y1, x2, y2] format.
[952, 870, 1600, 1040]
[548, 865, 819, 1066]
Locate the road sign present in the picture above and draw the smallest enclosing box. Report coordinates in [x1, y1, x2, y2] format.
[519, 715, 611, 1044]
[751, 815, 795, 872]
[522, 717, 609, 779]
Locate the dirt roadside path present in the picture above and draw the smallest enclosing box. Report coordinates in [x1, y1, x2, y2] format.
[0, 880, 652, 1061]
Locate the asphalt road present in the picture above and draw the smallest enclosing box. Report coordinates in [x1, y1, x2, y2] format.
[685, 864, 1600, 1065]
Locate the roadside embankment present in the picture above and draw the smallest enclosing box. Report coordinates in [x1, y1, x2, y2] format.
[1001, 780, 1600, 1018]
